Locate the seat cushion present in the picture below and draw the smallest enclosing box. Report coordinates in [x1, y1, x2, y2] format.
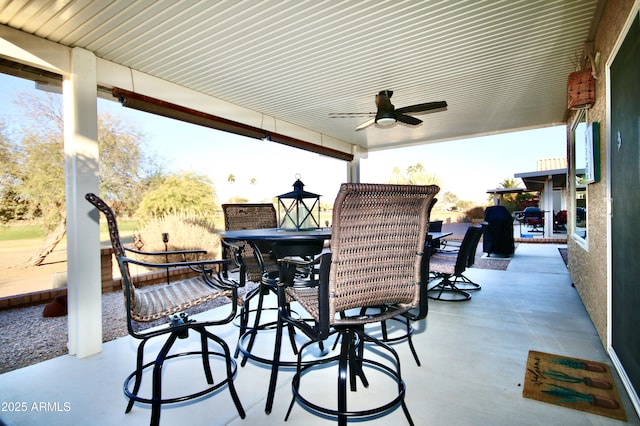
[429, 253, 457, 275]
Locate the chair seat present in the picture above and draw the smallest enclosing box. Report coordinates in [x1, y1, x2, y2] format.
[429, 253, 458, 275]
[132, 276, 232, 322]
[286, 271, 415, 328]
[286, 285, 320, 318]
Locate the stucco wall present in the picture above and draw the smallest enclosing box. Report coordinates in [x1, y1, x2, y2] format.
[567, 0, 636, 346]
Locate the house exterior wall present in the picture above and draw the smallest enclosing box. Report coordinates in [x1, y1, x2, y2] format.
[567, 0, 636, 346]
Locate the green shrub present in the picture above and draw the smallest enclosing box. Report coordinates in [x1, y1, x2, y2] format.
[465, 206, 486, 221]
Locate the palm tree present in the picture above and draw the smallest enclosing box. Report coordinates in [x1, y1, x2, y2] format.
[499, 178, 519, 189]
[227, 174, 236, 184]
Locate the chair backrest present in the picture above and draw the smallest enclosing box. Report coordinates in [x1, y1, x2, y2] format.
[85, 192, 125, 258]
[327, 183, 439, 321]
[222, 203, 277, 230]
[465, 224, 484, 267]
[222, 203, 278, 281]
[85, 193, 136, 301]
[455, 225, 483, 272]
[523, 207, 543, 224]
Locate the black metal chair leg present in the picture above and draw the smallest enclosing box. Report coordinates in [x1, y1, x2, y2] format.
[351, 329, 369, 389]
[200, 329, 214, 384]
[338, 330, 350, 426]
[150, 332, 179, 426]
[126, 339, 149, 413]
[240, 286, 267, 367]
[405, 319, 421, 366]
[201, 328, 246, 419]
[234, 286, 259, 358]
[428, 276, 472, 301]
[458, 274, 481, 290]
[381, 319, 389, 341]
[265, 313, 285, 414]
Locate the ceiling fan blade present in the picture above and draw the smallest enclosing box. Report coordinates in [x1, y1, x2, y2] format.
[396, 101, 448, 115]
[355, 118, 376, 131]
[328, 112, 375, 118]
[396, 113, 423, 126]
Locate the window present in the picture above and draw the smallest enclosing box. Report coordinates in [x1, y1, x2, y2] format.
[571, 110, 587, 243]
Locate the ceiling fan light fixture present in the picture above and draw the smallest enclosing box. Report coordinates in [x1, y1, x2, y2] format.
[375, 109, 396, 126]
[376, 117, 397, 126]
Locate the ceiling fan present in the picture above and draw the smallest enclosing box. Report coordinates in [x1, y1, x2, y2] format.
[329, 90, 447, 131]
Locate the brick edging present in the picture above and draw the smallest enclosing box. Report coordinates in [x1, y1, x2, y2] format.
[0, 246, 201, 311]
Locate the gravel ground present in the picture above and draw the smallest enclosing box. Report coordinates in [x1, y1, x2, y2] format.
[0, 283, 257, 374]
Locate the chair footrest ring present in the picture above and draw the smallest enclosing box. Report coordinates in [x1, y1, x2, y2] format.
[292, 355, 407, 421]
[124, 350, 237, 406]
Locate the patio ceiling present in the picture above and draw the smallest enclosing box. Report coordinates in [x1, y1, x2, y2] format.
[0, 0, 602, 154]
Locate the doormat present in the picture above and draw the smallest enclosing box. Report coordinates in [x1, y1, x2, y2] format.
[523, 350, 626, 421]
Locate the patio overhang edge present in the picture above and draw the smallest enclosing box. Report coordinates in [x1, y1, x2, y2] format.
[112, 87, 353, 162]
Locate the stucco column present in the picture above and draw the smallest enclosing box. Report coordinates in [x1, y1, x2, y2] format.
[64, 47, 102, 357]
[543, 176, 554, 237]
[349, 145, 365, 183]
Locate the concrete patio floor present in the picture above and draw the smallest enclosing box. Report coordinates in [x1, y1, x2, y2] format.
[1, 243, 638, 426]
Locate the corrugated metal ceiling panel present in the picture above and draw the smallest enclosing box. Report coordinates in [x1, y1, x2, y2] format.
[0, 0, 599, 151]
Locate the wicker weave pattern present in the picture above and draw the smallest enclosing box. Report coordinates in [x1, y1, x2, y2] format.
[222, 203, 277, 230]
[323, 183, 439, 322]
[132, 276, 231, 322]
[222, 203, 278, 281]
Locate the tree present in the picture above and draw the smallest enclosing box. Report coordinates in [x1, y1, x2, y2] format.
[0, 122, 25, 222]
[499, 178, 519, 189]
[136, 172, 220, 219]
[386, 163, 441, 186]
[3, 92, 157, 266]
[10, 93, 67, 267]
[489, 177, 524, 213]
[97, 113, 161, 215]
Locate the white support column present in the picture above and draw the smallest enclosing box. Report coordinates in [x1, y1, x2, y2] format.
[349, 145, 364, 183]
[543, 176, 554, 238]
[64, 47, 102, 357]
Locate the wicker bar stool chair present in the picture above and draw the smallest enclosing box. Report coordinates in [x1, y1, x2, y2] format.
[221, 203, 292, 365]
[85, 193, 245, 426]
[273, 183, 439, 425]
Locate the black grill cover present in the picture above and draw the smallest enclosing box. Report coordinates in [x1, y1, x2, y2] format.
[483, 206, 515, 256]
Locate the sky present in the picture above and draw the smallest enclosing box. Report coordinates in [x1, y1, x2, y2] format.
[0, 73, 566, 205]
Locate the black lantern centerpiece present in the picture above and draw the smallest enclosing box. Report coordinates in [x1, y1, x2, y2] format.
[277, 175, 321, 231]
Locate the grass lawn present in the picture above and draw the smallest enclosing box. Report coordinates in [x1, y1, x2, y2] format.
[0, 220, 141, 243]
[0, 224, 46, 241]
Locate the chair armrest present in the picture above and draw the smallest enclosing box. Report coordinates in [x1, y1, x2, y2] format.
[124, 247, 208, 257]
[117, 255, 243, 290]
[118, 256, 227, 270]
